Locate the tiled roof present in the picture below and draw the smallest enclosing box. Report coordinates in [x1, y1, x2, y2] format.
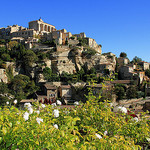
[44, 84, 57, 89]
[20, 99, 37, 103]
[61, 85, 71, 89]
[110, 80, 131, 84]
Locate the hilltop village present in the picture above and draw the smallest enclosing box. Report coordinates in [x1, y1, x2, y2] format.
[0, 18, 150, 111]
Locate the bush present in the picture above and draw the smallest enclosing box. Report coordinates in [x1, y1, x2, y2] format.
[82, 48, 97, 58]
[0, 91, 149, 149]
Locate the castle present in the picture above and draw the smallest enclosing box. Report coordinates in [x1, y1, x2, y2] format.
[0, 18, 102, 53]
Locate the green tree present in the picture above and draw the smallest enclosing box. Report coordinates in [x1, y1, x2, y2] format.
[0, 39, 6, 44]
[0, 82, 9, 94]
[10, 74, 38, 100]
[120, 52, 127, 58]
[145, 69, 150, 78]
[8, 41, 19, 50]
[126, 85, 137, 99]
[1, 53, 11, 61]
[43, 67, 52, 80]
[131, 56, 142, 64]
[114, 84, 125, 100]
[78, 68, 85, 81]
[22, 50, 38, 68]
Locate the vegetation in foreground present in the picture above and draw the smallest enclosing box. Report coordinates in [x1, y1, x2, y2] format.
[0, 89, 150, 150]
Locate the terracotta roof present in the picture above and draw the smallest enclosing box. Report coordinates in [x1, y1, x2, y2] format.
[61, 85, 71, 89]
[20, 99, 37, 103]
[44, 84, 57, 89]
[111, 80, 131, 84]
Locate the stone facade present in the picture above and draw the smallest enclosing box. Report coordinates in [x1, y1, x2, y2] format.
[117, 57, 129, 70]
[0, 25, 25, 39]
[138, 61, 150, 70]
[29, 18, 56, 34]
[84, 37, 102, 54]
[0, 69, 8, 83]
[12, 29, 38, 39]
[73, 32, 86, 38]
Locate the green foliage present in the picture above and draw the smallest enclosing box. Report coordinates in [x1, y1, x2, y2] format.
[42, 39, 56, 47]
[65, 40, 68, 45]
[1, 53, 11, 61]
[9, 74, 38, 100]
[70, 36, 75, 40]
[6, 65, 14, 82]
[0, 82, 8, 94]
[126, 85, 137, 99]
[131, 56, 142, 64]
[0, 92, 149, 149]
[43, 67, 60, 82]
[114, 84, 126, 100]
[22, 50, 38, 68]
[145, 69, 150, 78]
[60, 71, 73, 82]
[82, 48, 97, 58]
[120, 52, 127, 58]
[8, 41, 19, 50]
[0, 39, 6, 44]
[77, 38, 88, 46]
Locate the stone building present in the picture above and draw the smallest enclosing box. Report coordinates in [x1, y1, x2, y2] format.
[29, 18, 56, 34]
[0, 25, 25, 39]
[58, 85, 72, 103]
[73, 32, 86, 38]
[117, 57, 129, 70]
[0, 69, 8, 83]
[12, 29, 38, 39]
[45, 29, 72, 45]
[138, 61, 150, 70]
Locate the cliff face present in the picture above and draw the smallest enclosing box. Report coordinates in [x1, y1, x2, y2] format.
[11, 46, 116, 83]
[50, 47, 116, 75]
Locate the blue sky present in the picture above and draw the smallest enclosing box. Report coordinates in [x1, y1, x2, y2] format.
[0, 0, 150, 62]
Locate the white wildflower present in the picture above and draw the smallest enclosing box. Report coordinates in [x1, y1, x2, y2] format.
[23, 112, 29, 121]
[6, 101, 9, 105]
[14, 99, 17, 104]
[104, 130, 108, 136]
[74, 101, 79, 106]
[35, 110, 40, 114]
[132, 117, 138, 122]
[53, 109, 59, 118]
[53, 124, 58, 129]
[113, 106, 127, 114]
[56, 100, 62, 105]
[16, 121, 20, 124]
[28, 107, 33, 114]
[41, 104, 46, 108]
[95, 133, 102, 139]
[24, 103, 32, 108]
[36, 117, 43, 124]
[51, 103, 57, 107]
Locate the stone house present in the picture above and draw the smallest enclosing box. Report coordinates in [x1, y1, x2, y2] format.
[117, 57, 129, 70]
[0, 69, 8, 83]
[73, 32, 86, 38]
[84, 37, 102, 54]
[97, 63, 115, 73]
[12, 29, 38, 39]
[58, 85, 72, 103]
[46, 29, 72, 45]
[119, 66, 135, 80]
[138, 61, 150, 70]
[36, 83, 57, 104]
[0, 25, 25, 39]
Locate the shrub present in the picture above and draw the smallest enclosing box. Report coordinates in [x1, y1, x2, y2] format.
[0, 91, 149, 149]
[82, 48, 97, 58]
